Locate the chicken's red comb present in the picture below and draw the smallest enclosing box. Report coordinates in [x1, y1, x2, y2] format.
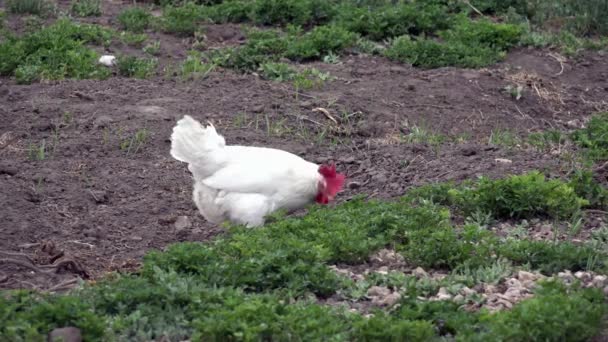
[318, 163, 337, 177]
[318, 163, 345, 197]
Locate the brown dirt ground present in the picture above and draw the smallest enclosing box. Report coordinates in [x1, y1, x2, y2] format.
[1, 2, 607, 300]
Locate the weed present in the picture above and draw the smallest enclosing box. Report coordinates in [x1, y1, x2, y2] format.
[568, 169, 608, 209]
[71, 0, 101, 17]
[118, 7, 152, 33]
[526, 129, 567, 151]
[0, 19, 112, 84]
[504, 84, 524, 100]
[572, 112, 608, 161]
[117, 56, 157, 78]
[160, 3, 206, 36]
[385, 18, 522, 68]
[180, 50, 215, 80]
[259, 62, 296, 81]
[323, 52, 340, 64]
[6, 0, 53, 16]
[488, 129, 520, 148]
[119, 31, 148, 46]
[143, 41, 161, 56]
[28, 140, 46, 161]
[120, 128, 149, 155]
[403, 125, 445, 146]
[285, 25, 355, 61]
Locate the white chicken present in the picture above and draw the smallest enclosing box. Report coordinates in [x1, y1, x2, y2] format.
[170, 115, 346, 227]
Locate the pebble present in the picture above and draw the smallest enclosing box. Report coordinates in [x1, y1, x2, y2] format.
[517, 270, 537, 282]
[413, 267, 428, 278]
[174, 216, 192, 231]
[48, 327, 82, 342]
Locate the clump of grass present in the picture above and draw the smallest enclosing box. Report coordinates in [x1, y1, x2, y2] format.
[71, 0, 102, 17]
[403, 125, 446, 146]
[407, 171, 588, 220]
[119, 31, 148, 46]
[285, 25, 356, 61]
[180, 50, 215, 80]
[120, 128, 149, 155]
[385, 17, 522, 68]
[488, 129, 521, 148]
[259, 62, 296, 81]
[572, 112, 608, 161]
[142, 41, 161, 56]
[6, 0, 53, 16]
[160, 3, 206, 36]
[0, 19, 112, 84]
[117, 56, 157, 78]
[117, 7, 152, 33]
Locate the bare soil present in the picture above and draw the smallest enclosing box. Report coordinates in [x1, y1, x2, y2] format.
[1, 2, 608, 292]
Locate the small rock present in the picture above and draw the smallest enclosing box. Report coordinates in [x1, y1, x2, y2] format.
[483, 284, 497, 294]
[48, 327, 82, 342]
[89, 190, 109, 204]
[372, 292, 402, 307]
[174, 216, 192, 231]
[592, 275, 607, 288]
[558, 271, 575, 284]
[367, 286, 391, 298]
[129, 236, 143, 242]
[460, 286, 476, 297]
[413, 267, 428, 278]
[251, 104, 265, 113]
[517, 270, 537, 282]
[574, 271, 592, 282]
[453, 294, 465, 302]
[460, 145, 478, 156]
[375, 266, 389, 275]
[494, 158, 513, 164]
[348, 181, 362, 190]
[339, 156, 356, 164]
[93, 115, 113, 128]
[521, 280, 536, 289]
[436, 287, 452, 301]
[372, 172, 388, 184]
[604, 286, 608, 296]
[98, 55, 116, 67]
[503, 287, 523, 300]
[505, 278, 522, 289]
[566, 119, 582, 129]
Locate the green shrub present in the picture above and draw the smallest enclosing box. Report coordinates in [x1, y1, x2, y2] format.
[117, 56, 157, 78]
[285, 25, 355, 61]
[333, 2, 452, 41]
[448, 171, 587, 220]
[572, 112, 608, 161]
[252, 0, 335, 26]
[203, 0, 254, 23]
[160, 3, 206, 36]
[180, 50, 215, 80]
[385, 18, 522, 68]
[475, 281, 606, 341]
[218, 29, 287, 71]
[0, 19, 112, 84]
[0, 291, 106, 341]
[569, 169, 608, 209]
[6, 0, 53, 16]
[71, 0, 102, 17]
[117, 7, 152, 33]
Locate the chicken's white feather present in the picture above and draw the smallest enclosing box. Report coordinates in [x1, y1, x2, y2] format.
[170, 115, 323, 227]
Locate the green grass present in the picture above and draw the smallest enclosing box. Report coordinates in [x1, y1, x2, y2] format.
[117, 7, 152, 33]
[1, 184, 606, 340]
[0, 19, 112, 84]
[572, 112, 608, 161]
[117, 55, 157, 78]
[6, 0, 53, 16]
[180, 50, 215, 80]
[71, 0, 102, 17]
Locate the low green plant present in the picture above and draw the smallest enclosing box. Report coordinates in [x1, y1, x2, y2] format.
[572, 112, 608, 161]
[568, 169, 608, 209]
[285, 25, 356, 61]
[119, 31, 148, 46]
[117, 56, 157, 78]
[0, 19, 112, 84]
[117, 7, 152, 33]
[71, 0, 102, 17]
[160, 3, 206, 36]
[385, 17, 522, 68]
[120, 128, 149, 155]
[180, 51, 215, 80]
[6, 0, 53, 16]
[259, 62, 296, 81]
[143, 41, 161, 56]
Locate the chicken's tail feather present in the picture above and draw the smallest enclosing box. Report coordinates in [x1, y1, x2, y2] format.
[170, 115, 225, 164]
